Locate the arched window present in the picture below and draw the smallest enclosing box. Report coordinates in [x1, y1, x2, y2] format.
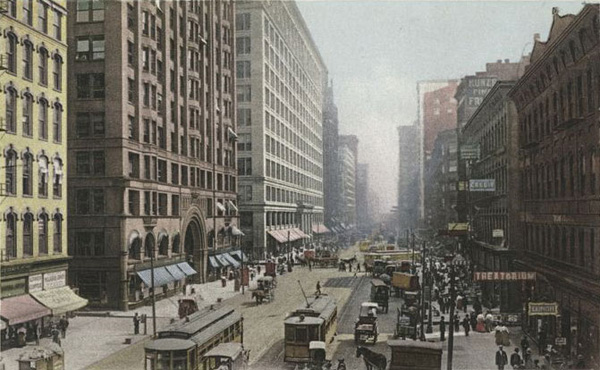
[144, 234, 155, 259]
[158, 234, 168, 256]
[39, 212, 48, 255]
[39, 48, 48, 85]
[53, 213, 62, 254]
[5, 150, 17, 195]
[23, 41, 33, 79]
[5, 212, 17, 259]
[53, 54, 62, 91]
[23, 93, 33, 136]
[23, 212, 34, 256]
[22, 152, 33, 196]
[129, 234, 141, 260]
[39, 99, 48, 139]
[7, 33, 17, 73]
[172, 234, 181, 254]
[52, 157, 63, 197]
[38, 155, 48, 196]
[5, 88, 17, 133]
[53, 103, 62, 142]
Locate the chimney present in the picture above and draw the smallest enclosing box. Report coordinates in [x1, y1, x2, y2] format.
[497, 59, 502, 63]
[504, 59, 510, 63]
[534, 33, 541, 42]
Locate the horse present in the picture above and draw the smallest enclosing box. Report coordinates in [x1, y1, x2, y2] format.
[340, 255, 357, 265]
[355, 346, 387, 370]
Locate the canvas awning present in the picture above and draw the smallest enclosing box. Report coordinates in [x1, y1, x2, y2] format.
[30, 287, 88, 316]
[177, 262, 197, 276]
[209, 256, 221, 269]
[166, 264, 186, 281]
[292, 228, 309, 239]
[312, 224, 331, 234]
[222, 253, 240, 268]
[229, 250, 248, 262]
[1, 295, 51, 325]
[215, 254, 231, 267]
[267, 230, 287, 243]
[136, 267, 175, 287]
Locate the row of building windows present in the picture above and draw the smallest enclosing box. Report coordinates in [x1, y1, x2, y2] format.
[4, 209, 63, 260]
[523, 148, 597, 200]
[525, 224, 597, 274]
[265, 158, 322, 192]
[265, 184, 323, 208]
[4, 33, 63, 90]
[3, 149, 63, 198]
[5, 0, 63, 41]
[4, 88, 63, 142]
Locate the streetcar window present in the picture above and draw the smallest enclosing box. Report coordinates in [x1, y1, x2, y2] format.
[173, 350, 187, 370]
[285, 326, 295, 342]
[308, 326, 319, 341]
[296, 327, 308, 343]
[157, 351, 171, 370]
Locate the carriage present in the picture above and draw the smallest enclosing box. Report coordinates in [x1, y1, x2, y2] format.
[203, 342, 248, 370]
[354, 302, 379, 344]
[391, 272, 420, 298]
[370, 279, 390, 313]
[251, 276, 275, 305]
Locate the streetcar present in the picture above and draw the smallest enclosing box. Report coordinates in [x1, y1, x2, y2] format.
[284, 294, 337, 363]
[144, 304, 243, 370]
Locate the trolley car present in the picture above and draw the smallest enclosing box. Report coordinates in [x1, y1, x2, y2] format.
[144, 304, 243, 370]
[284, 294, 337, 363]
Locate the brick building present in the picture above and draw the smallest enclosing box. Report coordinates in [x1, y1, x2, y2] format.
[423, 82, 458, 160]
[509, 5, 600, 364]
[67, 0, 239, 310]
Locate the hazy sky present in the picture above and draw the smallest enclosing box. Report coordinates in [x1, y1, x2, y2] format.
[295, 0, 586, 216]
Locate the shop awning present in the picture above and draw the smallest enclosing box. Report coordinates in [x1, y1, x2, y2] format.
[30, 287, 88, 316]
[267, 229, 287, 243]
[1, 295, 51, 325]
[293, 228, 309, 239]
[230, 250, 248, 262]
[166, 264, 186, 281]
[312, 224, 331, 234]
[177, 262, 197, 276]
[136, 267, 175, 287]
[222, 253, 240, 268]
[215, 254, 231, 267]
[209, 256, 221, 269]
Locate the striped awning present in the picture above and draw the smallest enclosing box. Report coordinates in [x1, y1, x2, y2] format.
[166, 264, 186, 281]
[177, 262, 197, 276]
[136, 267, 175, 287]
[1, 295, 51, 325]
[222, 253, 240, 268]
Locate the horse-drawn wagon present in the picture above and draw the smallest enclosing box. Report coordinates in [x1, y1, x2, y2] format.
[251, 276, 275, 305]
[354, 302, 379, 344]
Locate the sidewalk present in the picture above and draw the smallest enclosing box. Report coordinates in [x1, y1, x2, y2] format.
[0, 279, 259, 370]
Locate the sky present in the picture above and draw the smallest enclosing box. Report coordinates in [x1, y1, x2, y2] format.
[294, 0, 587, 218]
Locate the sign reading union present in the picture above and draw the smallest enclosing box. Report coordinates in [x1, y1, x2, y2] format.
[473, 272, 536, 281]
[529, 302, 559, 316]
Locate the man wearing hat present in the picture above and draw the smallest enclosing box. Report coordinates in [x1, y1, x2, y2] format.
[496, 345, 508, 370]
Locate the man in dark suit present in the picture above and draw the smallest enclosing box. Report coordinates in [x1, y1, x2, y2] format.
[496, 345, 508, 370]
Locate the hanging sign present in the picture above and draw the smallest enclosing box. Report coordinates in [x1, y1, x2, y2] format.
[528, 302, 559, 316]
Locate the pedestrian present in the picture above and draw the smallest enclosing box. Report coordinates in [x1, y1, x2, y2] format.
[520, 336, 529, 354]
[257, 265, 261, 275]
[470, 313, 477, 331]
[574, 354, 586, 369]
[316, 281, 321, 295]
[462, 315, 470, 336]
[523, 348, 533, 369]
[439, 316, 446, 342]
[496, 345, 508, 370]
[59, 316, 69, 338]
[308, 260, 312, 271]
[133, 312, 140, 335]
[510, 348, 522, 369]
[485, 312, 494, 332]
[51, 325, 61, 346]
[454, 314, 460, 332]
[538, 329, 546, 355]
[33, 323, 40, 345]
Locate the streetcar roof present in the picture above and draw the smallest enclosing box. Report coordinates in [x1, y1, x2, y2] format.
[292, 295, 337, 321]
[161, 305, 237, 337]
[145, 338, 196, 351]
[203, 342, 243, 359]
[284, 316, 324, 325]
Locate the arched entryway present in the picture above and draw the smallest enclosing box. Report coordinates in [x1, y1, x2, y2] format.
[182, 208, 207, 283]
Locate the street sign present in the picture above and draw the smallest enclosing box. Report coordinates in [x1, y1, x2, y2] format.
[528, 302, 559, 316]
[492, 229, 504, 238]
[460, 144, 480, 160]
[555, 337, 567, 345]
[447, 223, 469, 236]
[473, 272, 536, 281]
[469, 179, 496, 192]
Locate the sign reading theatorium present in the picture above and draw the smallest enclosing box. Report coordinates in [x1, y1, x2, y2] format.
[473, 272, 537, 281]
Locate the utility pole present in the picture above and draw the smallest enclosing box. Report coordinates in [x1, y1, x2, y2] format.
[426, 256, 433, 333]
[447, 254, 457, 370]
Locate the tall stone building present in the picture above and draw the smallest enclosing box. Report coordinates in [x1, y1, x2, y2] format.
[339, 135, 358, 228]
[67, 0, 239, 310]
[424, 129, 457, 231]
[1, 0, 88, 327]
[509, 5, 600, 365]
[462, 81, 521, 312]
[235, 0, 327, 259]
[397, 123, 419, 230]
[322, 80, 342, 231]
[356, 163, 371, 232]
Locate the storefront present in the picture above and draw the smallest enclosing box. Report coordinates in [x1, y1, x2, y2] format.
[207, 250, 245, 281]
[129, 262, 197, 305]
[266, 228, 309, 256]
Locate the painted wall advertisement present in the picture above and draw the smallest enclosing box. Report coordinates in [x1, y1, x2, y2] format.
[43, 271, 66, 290]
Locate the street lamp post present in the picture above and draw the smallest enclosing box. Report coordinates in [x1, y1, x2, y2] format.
[426, 257, 433, 333]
